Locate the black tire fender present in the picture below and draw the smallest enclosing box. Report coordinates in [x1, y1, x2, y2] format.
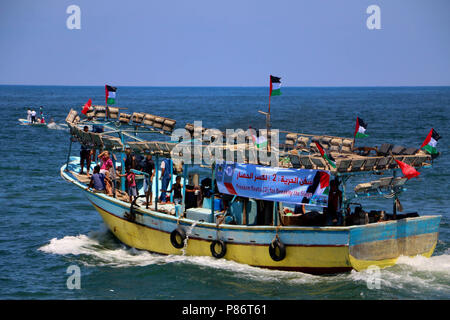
[210, 240, 227, 259]
[269, 237, 286, 261]
[170, 228, 186, 249]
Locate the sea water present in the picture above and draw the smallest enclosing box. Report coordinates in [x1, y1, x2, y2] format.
[0, 85, 448, 299]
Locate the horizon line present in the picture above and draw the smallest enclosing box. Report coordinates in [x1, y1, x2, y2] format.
[1, 84, 450, 88]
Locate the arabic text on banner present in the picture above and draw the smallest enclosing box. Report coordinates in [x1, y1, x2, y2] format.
[215, 162, 330, 207]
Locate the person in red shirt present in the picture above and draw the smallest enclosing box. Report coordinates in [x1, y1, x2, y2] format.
[118, 168, 137, 203]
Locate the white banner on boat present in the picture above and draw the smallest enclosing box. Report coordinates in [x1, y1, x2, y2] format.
[215, 162, 330, 206]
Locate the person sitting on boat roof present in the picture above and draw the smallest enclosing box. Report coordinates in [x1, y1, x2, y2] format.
[80, 126, 93, 175]
[141, 153, 155, 209]
[169, 176, 183, 205]
[159, 158, 172, 204]
[118, 167, 138, 203]
[324, 179, 342, 226]
[87, 165, 106, 193]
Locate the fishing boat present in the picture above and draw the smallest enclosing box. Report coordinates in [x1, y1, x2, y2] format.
[18, 118, 47, 126]
[60, 105, 441, 274]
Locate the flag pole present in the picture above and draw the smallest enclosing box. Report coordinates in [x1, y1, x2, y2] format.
[105, 85, 108, 120]
[267, 81, 272, 152]
[352, 117, 357, 151]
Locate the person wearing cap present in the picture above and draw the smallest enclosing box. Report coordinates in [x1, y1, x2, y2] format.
[80, 126, 93, 175]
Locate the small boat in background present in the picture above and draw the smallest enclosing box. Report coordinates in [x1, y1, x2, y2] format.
[18, 118, 47, 126]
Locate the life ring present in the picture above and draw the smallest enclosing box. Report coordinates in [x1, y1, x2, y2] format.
[269, 237, 286, 261]
[210, 240, 227, 259]
[170, 228, 186, 249]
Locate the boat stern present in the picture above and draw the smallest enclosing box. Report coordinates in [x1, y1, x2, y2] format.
[348, 215, 441, 271]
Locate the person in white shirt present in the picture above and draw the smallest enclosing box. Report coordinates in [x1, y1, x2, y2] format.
[31, 109, 37, 123]
[27, 108, 32, 122]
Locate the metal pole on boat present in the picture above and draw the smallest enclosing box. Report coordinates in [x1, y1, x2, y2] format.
[155, 154, 159, 211]
[65, 137, 73, 172]
[267, 95, 271, 152]
[169, 158, 174, 203]
[112, 152, 117, 198]
[242, 198, 247, 225]
[272, 201, 278, 226]
[182, 163, 187, 215]
[393, 196, 397, 219]
[393, 170, 397, 219]
[120, 132, 125, 192]
[211, 162, 216, 216]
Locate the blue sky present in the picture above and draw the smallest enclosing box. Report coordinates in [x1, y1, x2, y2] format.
[1, 0, 449, 86]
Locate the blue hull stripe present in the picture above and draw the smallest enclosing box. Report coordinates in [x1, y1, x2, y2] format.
[349, 216, 441, 246]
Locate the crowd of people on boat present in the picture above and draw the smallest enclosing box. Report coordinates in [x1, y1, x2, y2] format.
[81, 125, 184, 208]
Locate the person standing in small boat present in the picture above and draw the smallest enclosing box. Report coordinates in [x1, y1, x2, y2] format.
[27, 108, 32, 123]
[31, 109, 36, 123]
[39, 106, 44, 123]
[142, 153, 155, 209]
[159, 158, 172, 203]
[80, 126, 93, 175]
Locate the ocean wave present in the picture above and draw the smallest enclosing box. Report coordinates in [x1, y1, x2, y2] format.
[37, 228, 320, 284]
[348, 253, 450, 295]
[38, 228, 450, 294]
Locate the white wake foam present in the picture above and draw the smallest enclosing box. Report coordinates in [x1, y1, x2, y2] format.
[39, 229, 449, 291]
[46, 122, 68, 130]
[38, 228, 320, 283]
[348, 253, 450, 294]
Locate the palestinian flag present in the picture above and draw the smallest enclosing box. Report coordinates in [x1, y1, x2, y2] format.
[270, 75, 281, 96]
[81, 98, 92, 115]
[105, 85, 117, 105]
[315, 141, 336, 169]
[250, 128, 268, 149]
[354, 117, 369, 138]
[315, 171, 330, 197]
[395, 159, 420, 179]
[420, 128, 441, 155]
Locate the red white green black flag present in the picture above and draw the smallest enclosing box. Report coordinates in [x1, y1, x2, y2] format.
[420, 128, 441, 155]
[249, 127, 268, 149]
[315, 141, 336, 168]
[270, 75, 281, 96]
[105, 85, 117, 105]
[354, 117, 369, 138]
